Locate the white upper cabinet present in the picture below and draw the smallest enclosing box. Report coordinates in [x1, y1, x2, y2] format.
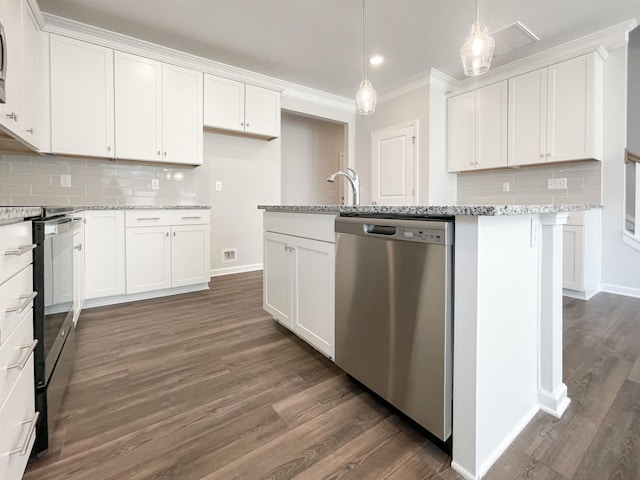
[162, 63, 203, 165]
[21, 3, 39, 146]
[509, 53, 603, 166]
[204, 74, 280, 139]
[114, 51, 163, 162]
[0, 0, 24, 135]
[50, 35, 114, 158]
[448, 81, 507, 172]
[546, 54, 602, 162]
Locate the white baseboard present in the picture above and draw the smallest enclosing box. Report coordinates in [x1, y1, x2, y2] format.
[600, 282, 640, 299]
[451, 461, 477, 480]
[211, 263, 263, 277]
[83, 283, 209, 309]
[562, 288, 600, 300]
[538, 383, 571, 418]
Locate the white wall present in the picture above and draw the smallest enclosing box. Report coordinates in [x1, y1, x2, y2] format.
[355, 85, 457, 205]
[203, 132, 281, 276]
[281, 112, 343, 205]
[601, 45, 640, 296]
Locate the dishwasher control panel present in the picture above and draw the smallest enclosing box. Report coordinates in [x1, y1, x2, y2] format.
[397, 227, 447, 244]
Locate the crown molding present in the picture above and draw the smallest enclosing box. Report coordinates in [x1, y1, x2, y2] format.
[449, 18, 638, 95]
[26, 0, 45, 28]
[41, 13, 355, 113]
[377, 68, 461, 104]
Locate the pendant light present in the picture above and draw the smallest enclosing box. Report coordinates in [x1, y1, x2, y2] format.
[460, 0, 495, 76]
[356, 0, 376, 115]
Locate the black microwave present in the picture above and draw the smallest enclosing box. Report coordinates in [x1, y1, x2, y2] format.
[0, 21, 5, 104]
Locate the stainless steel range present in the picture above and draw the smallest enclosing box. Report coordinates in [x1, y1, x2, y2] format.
[30, 207, 83, 456]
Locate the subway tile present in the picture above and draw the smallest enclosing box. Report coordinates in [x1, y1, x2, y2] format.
[68, 165, 119, 177]
[69, 196, 118, 206]
[0, 185, 31, 195]
[85, 186, 133, 197]
[11, 162, 68, 175]
[0, 194, 11, 205]
[12, 196, 70, 206]
[0, 173, 51, 186]
[69, 176, 103, 187]
[32, 185, 87, 196]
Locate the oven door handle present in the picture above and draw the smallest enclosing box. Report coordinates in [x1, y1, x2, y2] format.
[6, 291, 38, 314]
[4, 244, 36, 256]
[8, 339, 38, 370]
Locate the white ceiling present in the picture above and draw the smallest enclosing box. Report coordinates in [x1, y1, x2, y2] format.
[36, 0, 640, 98]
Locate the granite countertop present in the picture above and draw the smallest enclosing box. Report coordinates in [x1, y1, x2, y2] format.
[80, 205, 211, 211]
[0, 207, 42, 225]
[258, 204, 600, 216]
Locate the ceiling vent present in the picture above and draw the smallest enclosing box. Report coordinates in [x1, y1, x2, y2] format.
[491, 21, 540, 57]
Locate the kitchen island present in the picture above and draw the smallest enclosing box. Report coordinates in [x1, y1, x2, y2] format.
[259, 204, 596, 480]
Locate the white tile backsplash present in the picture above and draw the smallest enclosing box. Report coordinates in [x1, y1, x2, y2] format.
[457, 160, 602, 205]
[0, 154, 199, 206]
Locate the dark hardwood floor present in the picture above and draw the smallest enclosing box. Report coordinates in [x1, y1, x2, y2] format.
[24, 272, 640, 480]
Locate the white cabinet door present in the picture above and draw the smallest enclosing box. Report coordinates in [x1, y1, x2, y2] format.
[50, 35, 114, 158]
[21, 3, 39, 147]
[547, 54, 602, 162]
[263, 232, 293, 329]
[84, 211, 126, 299]
[447, 82, 507, 172]
[447, 91, 476, 172]
[126, 226, 171, 294]
[0, 0, 23, 134]
[114, 52, 162, 162]
[171, 224, 211, 287]
[291, 237, 335, 359]
[73, 218, 85, 324]
[203, 75, 245, 133]
[162, 63, 203, 165]
[563, 225, 584, 291]
[245, 84, 280, 138]
[508, 68, 548, 167]
[476, 81, 508, 170]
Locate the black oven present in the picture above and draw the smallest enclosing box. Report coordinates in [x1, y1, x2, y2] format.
[31, 208, 82, 456]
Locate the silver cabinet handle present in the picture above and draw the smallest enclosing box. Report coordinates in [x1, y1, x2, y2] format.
[166, 232, 169, 237]
[136, 217, 160, 221]
[240, 122, 244, 126]
[157, 150, 161, 155]
[10, 411, 40, 456]
[6, 292, 38, 314]
[26, 128, 34, 134]
[164, 151, 167, 156]
[173, 232, 176, 237]
[6, 112, 17, 121]
[4, 244, 36, 256]
[107, 146, 112, 152]
[8, 339, 38, 370]
[74, 243, 83, 251]
[246, 123, 250, 127]
[181, 216, 202, 220]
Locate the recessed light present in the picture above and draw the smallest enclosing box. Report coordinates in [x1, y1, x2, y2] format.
[369, 55, 384, 65]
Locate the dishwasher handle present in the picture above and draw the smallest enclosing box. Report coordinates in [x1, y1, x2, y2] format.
[364, 224, 396, 236]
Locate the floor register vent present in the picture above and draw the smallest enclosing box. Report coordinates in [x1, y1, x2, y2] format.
[222, 248, 237, 263]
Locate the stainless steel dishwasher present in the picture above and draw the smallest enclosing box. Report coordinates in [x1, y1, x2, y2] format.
[335, 215, 453, 441]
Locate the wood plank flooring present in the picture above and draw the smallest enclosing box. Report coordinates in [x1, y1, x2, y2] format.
[24, 272, 640, 480]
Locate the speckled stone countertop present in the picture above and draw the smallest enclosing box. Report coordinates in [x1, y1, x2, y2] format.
[258, 204, 599, 216]
[79, 205, 211, 211]
[0, 207, 42, 225]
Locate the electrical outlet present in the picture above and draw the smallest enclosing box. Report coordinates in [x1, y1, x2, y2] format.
[215, 181, 223, 191]
[151, 179, 160, 190]
[502, 182, 510, 192]
[547, 178, 567, 190]
[60, 174, 71, 188]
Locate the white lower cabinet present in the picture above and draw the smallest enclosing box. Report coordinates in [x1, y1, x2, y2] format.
[0, 221, 36, 480]
[263, 213, 335, 359]
[84, 211, 126, 300]
[562, 209, 601, 299]
[125, 211, 211, 295]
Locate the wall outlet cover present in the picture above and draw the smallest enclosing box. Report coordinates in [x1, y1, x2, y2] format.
[60, 174, 71, 187]
[502, 182, 510, 192]
[151, 179, 160, 190]
[215, 181, 223, 192]
[547, 178, 567, 190]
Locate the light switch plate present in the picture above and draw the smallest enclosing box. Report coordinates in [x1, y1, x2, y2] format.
[151, 179, 160, 190]
[215, 181, 223, 191]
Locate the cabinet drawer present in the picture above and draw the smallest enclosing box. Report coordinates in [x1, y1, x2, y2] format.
[0, 265, 34, 347]
[0, 355, 37, 480]
[125, 210, 171, 227]
[0, 222, 33, 284]
[168, 211, 209, 225]
[0, 311, 34, 410]
[565, 211, 584, 226]
[263, 212, 336, 243]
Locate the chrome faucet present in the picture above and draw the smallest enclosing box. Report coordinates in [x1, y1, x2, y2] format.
[327, 167, 360, 206]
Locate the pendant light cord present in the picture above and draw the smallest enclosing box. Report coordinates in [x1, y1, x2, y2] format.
[362, 0, 367, 82]
[475, 0, 479, 25]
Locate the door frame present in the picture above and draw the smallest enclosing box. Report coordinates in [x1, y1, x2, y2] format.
[370, 120, 419, 206]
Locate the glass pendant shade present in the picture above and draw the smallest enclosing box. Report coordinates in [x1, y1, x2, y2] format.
[356, 79, 377, 115]
[460, 22, 495, 76]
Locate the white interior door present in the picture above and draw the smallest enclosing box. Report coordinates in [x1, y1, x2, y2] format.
[371, 123, 417, 205]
